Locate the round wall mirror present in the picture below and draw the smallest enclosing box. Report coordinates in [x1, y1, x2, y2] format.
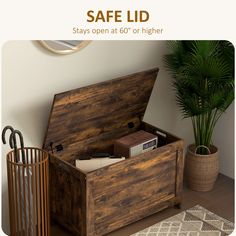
[39, 40, 91, 55]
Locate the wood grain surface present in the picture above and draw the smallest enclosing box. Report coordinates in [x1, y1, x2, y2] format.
[43, 68, 159, 161]
[87, 151, 176, 235]
[49, 155, 87, 236]
[43, 68, 184, 236]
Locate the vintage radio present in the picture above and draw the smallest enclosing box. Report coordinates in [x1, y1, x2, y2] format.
[114, 130, 158, 157]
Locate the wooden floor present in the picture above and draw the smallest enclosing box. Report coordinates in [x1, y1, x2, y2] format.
[51, 174, 234, 236]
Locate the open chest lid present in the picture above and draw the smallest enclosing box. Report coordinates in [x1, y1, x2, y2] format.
[43, 68, 159, 161]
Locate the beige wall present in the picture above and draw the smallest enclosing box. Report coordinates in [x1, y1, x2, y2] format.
[213, 102, 234, 178]
[1, 41, 234, 233]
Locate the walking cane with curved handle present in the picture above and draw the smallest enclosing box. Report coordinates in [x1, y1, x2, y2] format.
[2, 125, 18, 162]
[2, 125, 14, 144]
[9, 130, 26, 164]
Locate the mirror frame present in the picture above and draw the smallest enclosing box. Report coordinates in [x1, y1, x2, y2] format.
[39, 40, 91, 55]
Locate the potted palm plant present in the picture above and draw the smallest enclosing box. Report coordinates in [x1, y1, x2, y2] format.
[164, 41, 234, 191]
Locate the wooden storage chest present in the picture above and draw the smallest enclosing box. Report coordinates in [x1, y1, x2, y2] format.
[43, 68, 184, 236]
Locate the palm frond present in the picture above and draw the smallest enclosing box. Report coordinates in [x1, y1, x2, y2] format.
[163, 40, 234, 154]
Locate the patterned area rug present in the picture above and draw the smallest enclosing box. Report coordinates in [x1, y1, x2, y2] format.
[131, 205, 234, 236]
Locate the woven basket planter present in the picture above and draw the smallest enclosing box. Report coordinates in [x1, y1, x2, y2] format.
[186, 144, 219, 192]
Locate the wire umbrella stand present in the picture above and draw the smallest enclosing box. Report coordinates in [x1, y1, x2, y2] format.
[7, 147, 50, 236]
